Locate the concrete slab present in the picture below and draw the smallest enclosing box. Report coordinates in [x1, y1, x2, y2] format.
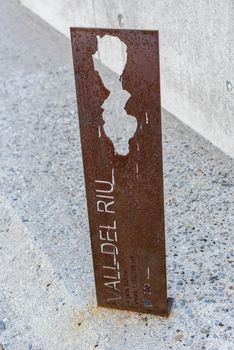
[0, 1, 233, 349]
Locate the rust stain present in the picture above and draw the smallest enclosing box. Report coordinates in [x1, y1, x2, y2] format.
[71, 28, 169, 316]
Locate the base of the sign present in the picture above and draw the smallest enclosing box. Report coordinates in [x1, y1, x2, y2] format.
[97, 298, 173, 317]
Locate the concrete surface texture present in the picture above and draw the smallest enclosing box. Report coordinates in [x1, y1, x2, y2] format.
[0, 1, 234, 349]
[20, 0, 234, 158]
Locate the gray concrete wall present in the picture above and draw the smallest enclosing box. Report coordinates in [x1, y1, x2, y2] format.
[21, 0, 234, 157]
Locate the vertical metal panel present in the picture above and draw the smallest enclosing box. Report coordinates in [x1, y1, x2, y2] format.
[71, 28, 168, 316]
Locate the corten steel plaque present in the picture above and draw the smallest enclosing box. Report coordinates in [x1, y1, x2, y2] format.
[71, 28, 168, 316]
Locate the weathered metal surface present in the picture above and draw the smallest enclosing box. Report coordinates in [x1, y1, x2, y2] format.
[71, 28, 168, 316]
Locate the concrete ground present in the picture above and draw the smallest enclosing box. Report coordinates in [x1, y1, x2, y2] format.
[0, 1, 233, 349]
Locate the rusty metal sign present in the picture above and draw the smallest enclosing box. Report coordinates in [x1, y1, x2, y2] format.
[71, 28, 168, 316]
